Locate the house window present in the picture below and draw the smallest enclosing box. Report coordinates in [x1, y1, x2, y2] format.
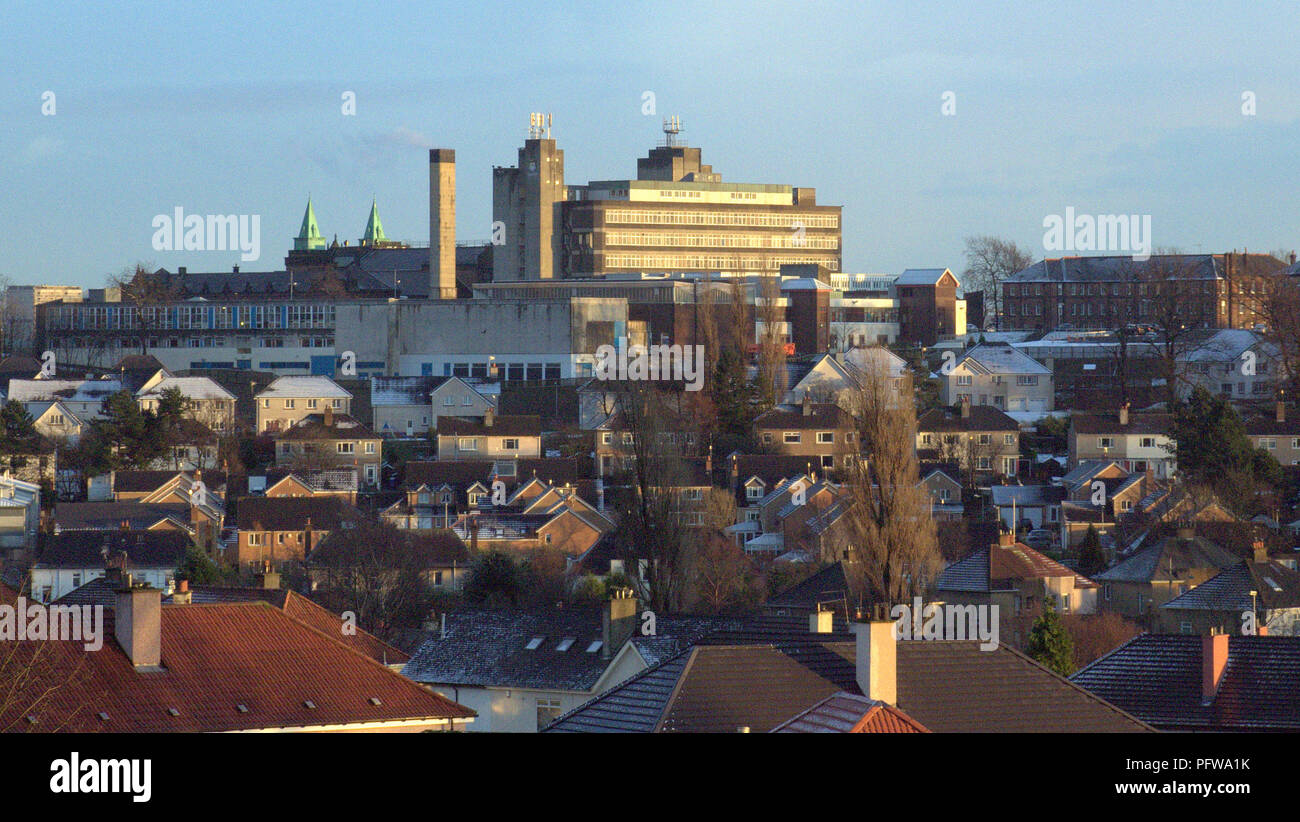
[761, 433, 773, 444]
[307, 399, 318, 409]
[783, 432, 801, 444]
[336, 442, 355, 454]
[433, 571, 444, 585]
[920, 433, 932, 445]
[463, 395, 473, 406]
[1004, 433, 1015, 445]
[443, 396, 455, 406]
[817, 432, 834, 444]
[502, 438, 520, 451]
[601, 432, 612, 445]
[284, 399, 295, 409]
[248, 533, 263, 546]
[1260, 438, 1276, 450]
[536, 698, 563, 731]
[684, 488, 703, 501]
[821, 455, 834, 468]
[1140, 437, 1156, 448]
[1098, 437, 1113, 449]
[977, 457, 991, 470]
[1180, 622, 1193, 635]
[622, 433, 634, 445]
[365, 442, 376, 454]
[746, 485, 762, 500]
[978, 434, 991, 445]
[331, 399, 342, 409]
[1120, 499, 1133, 512]
[459, 438, 478, 451]
[956, 375, 972, 386]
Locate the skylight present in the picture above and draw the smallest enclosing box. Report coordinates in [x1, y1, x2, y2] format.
[525, 636, 544, 650]
[585, 640, 603, 653]
[556, 637, 575, 652]
[1264, 576, 1282, 592]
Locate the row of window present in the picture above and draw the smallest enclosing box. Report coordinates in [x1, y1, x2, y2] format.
[602, 209, 839, 229]
[604, 231, 840, 250]
[261, 398, 344, 410]
[602, 252, 839, 272]
[49, 304, 336, 331]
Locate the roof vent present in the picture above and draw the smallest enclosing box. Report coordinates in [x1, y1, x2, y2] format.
[303, 700, 317, 709]
[236, 704, 249, 713]
[167, 707, 180, 716]
[369, 697, 382, 706]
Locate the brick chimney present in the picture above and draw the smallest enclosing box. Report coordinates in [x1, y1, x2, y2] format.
[852, 617, 897, 704]
[483, 408, 494, 428]
[601, 587, 638, 660]
[256, 559, 281, 590]
[323, 405, 334, 427]
[172, 578, 192, 605]
[1277, 401, 1285, 424]
[960, 396, 970, 419]
[115, 581, 162, 669]
[1201, 632, 1229, 704]
[1119, 403, 1130, 426]
[802, 393, 812, 417]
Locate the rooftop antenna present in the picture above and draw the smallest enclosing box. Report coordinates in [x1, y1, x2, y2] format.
[528, 112, 551, 140]
[662, 115, 682, 147]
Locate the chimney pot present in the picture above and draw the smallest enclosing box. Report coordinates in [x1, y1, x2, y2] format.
[852, 619, 897, 705]
[1253, 539, 1269, 563]
[1277, 401, 1285, 424]
[483, 408, 494, 428]
[1119, 403, 1130, 426]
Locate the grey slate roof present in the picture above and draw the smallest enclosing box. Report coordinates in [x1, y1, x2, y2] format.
[936, 549, 991, 593]
[1072, 634, 1300, 730]
[1094, 535, 1240, 584]
[401, 607, 625, 693]
[1162, 560, 1300, 612]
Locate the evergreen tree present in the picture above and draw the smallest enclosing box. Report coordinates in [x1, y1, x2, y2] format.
[1077, 524, 1107, 577]
[0, 400, 41, 469]
[1026, 598, 1076, 677]
[463, 550, 526, 607]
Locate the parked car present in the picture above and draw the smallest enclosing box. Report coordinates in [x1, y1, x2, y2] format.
[1025, 529, 1056, 549]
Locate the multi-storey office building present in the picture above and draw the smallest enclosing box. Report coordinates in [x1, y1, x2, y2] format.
[492, 119, 843, 281]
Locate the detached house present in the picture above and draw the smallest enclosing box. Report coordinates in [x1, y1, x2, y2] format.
[1093, 529, 1241, 625]
[136, 375, 236, 432]
[941, 342, 1053, 412]
[7, 376, 123, 422]
[234, 495, 363, 570]
[1159, 540, 1300, 636]
[255, 376, 352, 434]
[1244, 402, 1300, 467]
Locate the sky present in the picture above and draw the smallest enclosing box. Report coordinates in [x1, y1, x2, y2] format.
[3, 0, 1299, 288]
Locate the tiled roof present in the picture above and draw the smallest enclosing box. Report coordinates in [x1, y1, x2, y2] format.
[772, 691, 930, 733]
[53, 502, 193, 532]
[1071, 411, 1172, 435]
[549, 636, 1150, 733]
[0, 589, 473, 732]
[764, 562, 856, 612]
[370, 376, 445, 406]
[112, 469, 227, 494]
[274, 413, 377, 441]
[1072, 634, 1300, 731]
[1094, 535, 1240, 583]
[36, 530, 191, 569]
[896, 268, 954, 286]
[437, 415, 541, 438]
[137, 376, 235, 402]
[236, 496, 362, 532]
[7, 377, 124, 404]
[754, 403, 857, 431]
[936, 549, 991, 593]
[917, 405, 1018, 432]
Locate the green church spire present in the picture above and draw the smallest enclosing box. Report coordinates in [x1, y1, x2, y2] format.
[294, 198, 326, 251]
[362, 199, 387, 245]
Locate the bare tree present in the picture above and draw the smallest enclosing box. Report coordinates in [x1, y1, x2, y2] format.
[840, 356, 941, 607]
[690, 533, 754, 614]
[1127, 252, 1212, 409]
[962, 236, 1033, 330]
[1, 635, 93, 733]
[108, 262, 175, 355]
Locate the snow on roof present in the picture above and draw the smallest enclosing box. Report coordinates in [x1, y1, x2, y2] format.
[255, 376, 351, 399]
[958, 344, 1051, 375]
[6, 378, 124, 404]
[137, 376, 236, 401]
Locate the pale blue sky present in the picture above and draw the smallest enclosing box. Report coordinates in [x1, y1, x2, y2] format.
[3, 0, 1298, 287]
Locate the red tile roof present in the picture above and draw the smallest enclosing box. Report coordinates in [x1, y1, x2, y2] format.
[0, 585, 470, 733]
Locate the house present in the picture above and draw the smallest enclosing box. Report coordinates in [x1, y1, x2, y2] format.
[29, 530, 192, 603]
[144, 418, 221, 472]
[916, 401, 1020, 480]
[401, 595, 652, 732]
[1244, 402, 1300, 467]
[1093, 528, 1242, 625]
[246, 468, 359, 500]
[0, 581, 475, 732]
[54, 496, 223, 556]
[273, 408, 382, 487]
[88, 469, 227, 505]
[1069, 405, 1175, 478]
[1158, 540, 1300, 635]
[234, 495, 363, 570]
[753, 395, 859, 473]
[0, 472, 40, 560]
[24, 400, 82, 443]
[310, 528, 472, 594]
[436, 411, 541, 460]
[1072, 633, 1300, 731]
[546, 615, 1150, 733]
[918, 466, 964, 520]
[895, 267, 963, 346]
[936, 532, 1100, 646]
[1178, 328, 1279, 402]
[136, 375, 237, 432]
[428, 376, 498, 428]
[941, 343, 1053, 412]
[989, 484, 1064, 534]
[255, 376, 352, 434]
[7, 376, 123, 421]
